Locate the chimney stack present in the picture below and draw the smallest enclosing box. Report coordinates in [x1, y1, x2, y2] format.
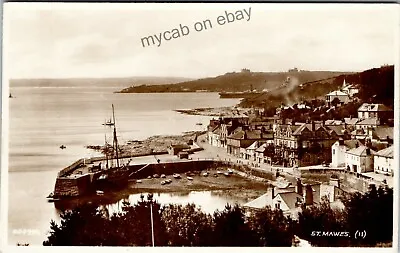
[305, 184, 313, 205]
[296, 178, 303, 195]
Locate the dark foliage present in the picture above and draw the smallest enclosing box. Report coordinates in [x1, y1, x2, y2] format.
[297, 185, 393, 247]
[248, 207, 295, 246]
[44, 186, 393, 247]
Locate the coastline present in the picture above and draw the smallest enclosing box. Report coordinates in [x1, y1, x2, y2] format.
[86, 131, 204, 157]
[175, 106, 250, 117]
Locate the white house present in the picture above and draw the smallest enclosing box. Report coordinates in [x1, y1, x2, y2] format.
[255, 143, 267, 164]
[331, 139, 362, 167]
[345, 146, 375, 173]
[357, 103, 392, 120]
[207, 125, 221, 147]
[245, 141, 258, 160]
[341, 79, 359, 97]
[326, 90, 350, 105]
[374, 145, 394, 176]
[355, 118, 380, 130]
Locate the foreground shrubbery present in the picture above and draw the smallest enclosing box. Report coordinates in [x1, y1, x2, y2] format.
[43, 185, 392, 247]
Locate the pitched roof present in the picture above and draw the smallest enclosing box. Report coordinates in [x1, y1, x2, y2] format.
[327, 125, 347, 136]
[344, 117, 360, 125]
[212, 125, 222, 134]
[357, 118, 380, 125]
[255, 143, 267, 153]
[246, 141, 258, 150]
[375, 145, 394, 158]
[292, 122, 330, 136]
[346, 146, 375, 156]
[244, 192, 273, 209]
[228, 129, 264, 140]
[358, 103, 392, 112]
[327, 90, 349, 96]
[343, 140, 363, 150]
[351, 128, 367, 136]
[170, 144, 191, 149]
[276, 192, 303, 210]
[325, 119, 343, 125]
[372, 126, 394, 140]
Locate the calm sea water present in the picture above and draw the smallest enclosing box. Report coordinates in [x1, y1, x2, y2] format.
[8, 85, 241, 246]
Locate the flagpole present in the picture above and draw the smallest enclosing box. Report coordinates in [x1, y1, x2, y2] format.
[150, 199, 155, 247]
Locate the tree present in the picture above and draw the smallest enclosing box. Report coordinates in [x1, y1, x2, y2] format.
[162, 203, 213, 246]
[297, 197, 349, 247]
[248, 207, 295, 246]
[211, 204, 258, 246]
[342, 185, 393, 246]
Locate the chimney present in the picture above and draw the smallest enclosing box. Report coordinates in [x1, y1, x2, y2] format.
[305, 184, 313, 205]
[329, 177, 340, 188]
[366, 147, 371, 156]
[296, 178, 303, 195]
[271, 186, 275, 199]
[338, 138, 344, 145]
[355, 142, 359, 148]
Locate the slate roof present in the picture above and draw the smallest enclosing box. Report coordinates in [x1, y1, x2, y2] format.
[375, 145, 394, 158]
[327, 90, 349, 96]
[327, 125, 347, 136]
[344, 117, 360, 125]
[246, 141, 258, 150]
[255, 143, 267, 153]
[325, 120, 343, 125]
[372, 126, 394, 141]
[170, 144, 191, 149]
[292, 122, 330, 136]
[346, 146, 375, 156]
[358, 103, 392, 112]
[212, 125, 222, 134]
[244, 192, 272, 209]
[276, 192, 303, 210]
[343, 140, 363, 150]
[228, 129, 264, 140]
[357, 118, 380, 126]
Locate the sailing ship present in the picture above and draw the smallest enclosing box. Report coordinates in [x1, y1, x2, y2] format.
[102, 118, 115, 126]
[95, 104, 130, 190]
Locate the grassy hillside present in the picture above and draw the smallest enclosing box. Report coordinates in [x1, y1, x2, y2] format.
[9, 76, 192, 88]
[118, 70, 350, 93]
[240, 65, 394, 108]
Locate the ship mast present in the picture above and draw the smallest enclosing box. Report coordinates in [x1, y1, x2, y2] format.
[112, 104, 120, 168]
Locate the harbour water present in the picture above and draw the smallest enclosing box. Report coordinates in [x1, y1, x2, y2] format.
[8, 84, 241, 246]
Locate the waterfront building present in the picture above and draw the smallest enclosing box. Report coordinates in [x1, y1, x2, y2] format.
[168, 144, 191, 156]
[344, 145, 375, 173]
[274, 121, 340, 167]
[374, 145, 394, 176]
[226, 128, 268, 157]
[357, 103, 393, 122]
[331, 139, 363, 167]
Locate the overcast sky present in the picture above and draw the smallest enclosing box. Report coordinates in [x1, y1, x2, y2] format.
[3, 3, 398, 79]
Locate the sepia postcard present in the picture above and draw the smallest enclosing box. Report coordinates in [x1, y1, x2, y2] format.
[1, 2, 399, 252]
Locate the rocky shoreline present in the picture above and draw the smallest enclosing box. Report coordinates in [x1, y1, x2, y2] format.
[175, 106, 250, 117]
[86, 131, 204, 157]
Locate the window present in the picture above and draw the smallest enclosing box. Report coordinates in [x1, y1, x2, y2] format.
[333, 149, 335, 155]
[275, 201, 281, 209]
